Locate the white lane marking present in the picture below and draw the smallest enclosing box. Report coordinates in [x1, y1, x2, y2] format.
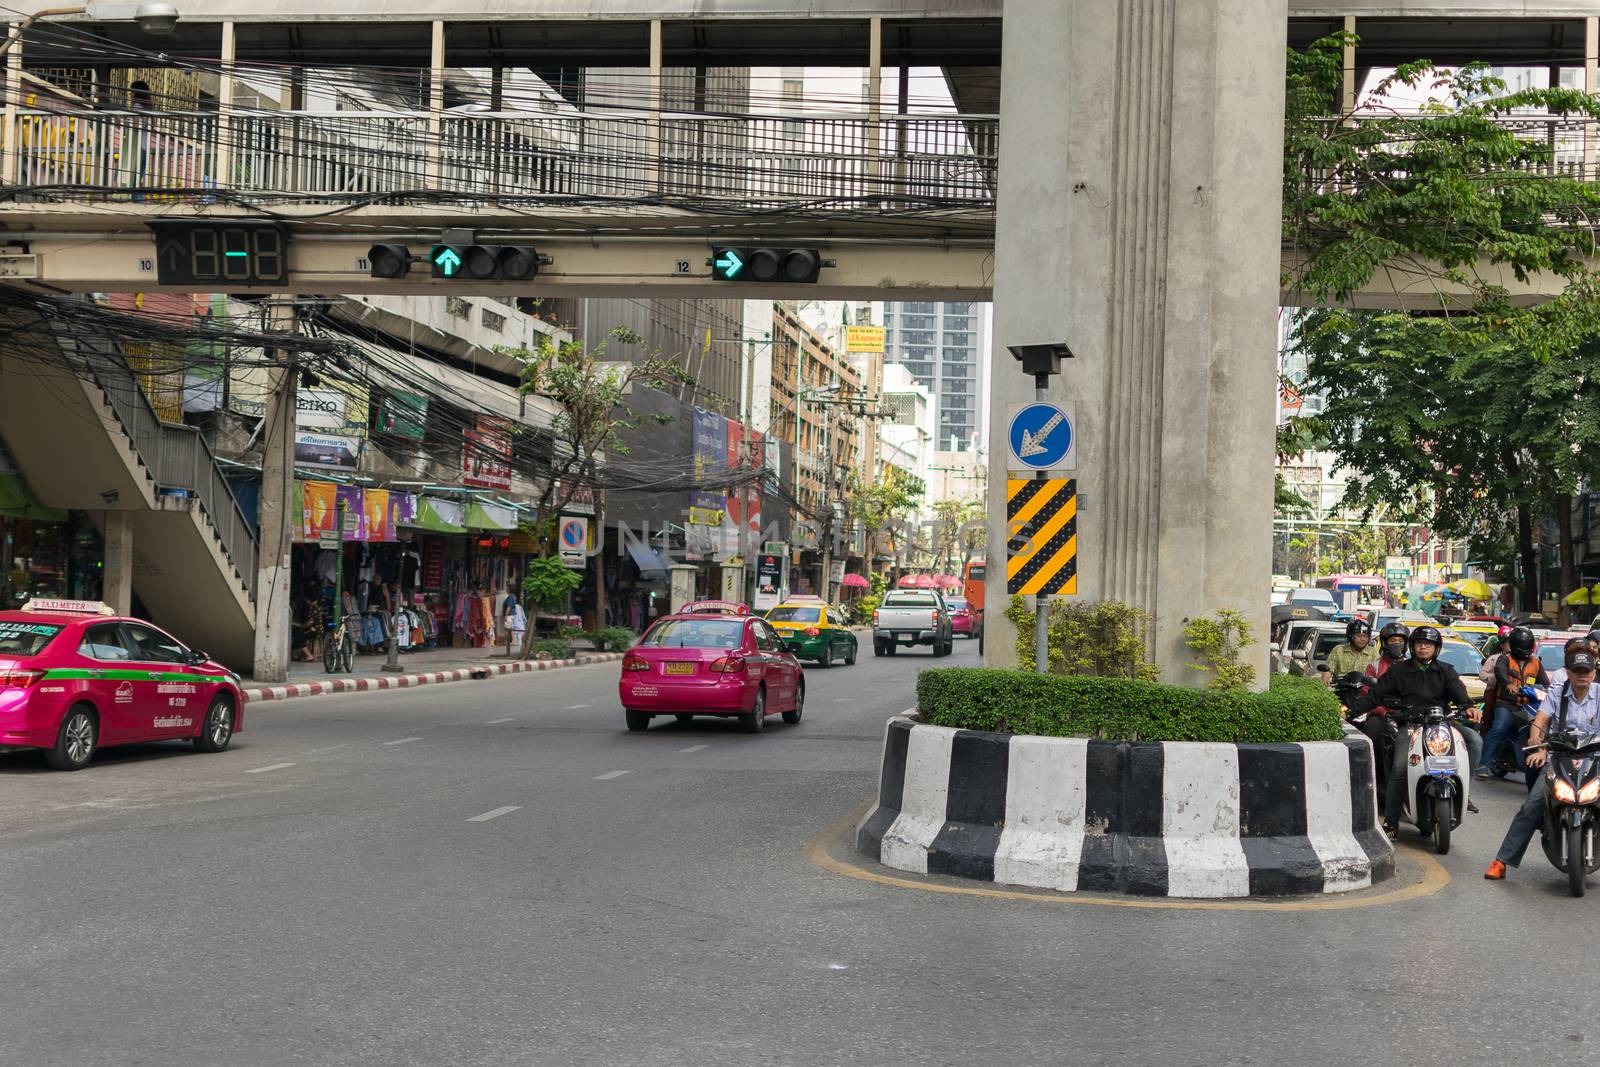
[382, 736, 422, 746]
[244, 762, 296, 774]
[569, 704, 591, 709]
[466, 805, 522, 823]
[486, 717, 515, 724]
[679, 744, 708, 753]
[594, 770, 630, 780]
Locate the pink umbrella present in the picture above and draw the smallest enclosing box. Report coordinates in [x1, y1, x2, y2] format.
[840, 573, 869, 588]
[937, 575, 961, 590]
[899, 574, 931, 589]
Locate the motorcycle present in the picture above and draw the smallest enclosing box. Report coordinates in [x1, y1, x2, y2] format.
[1488, 685, 1544, 786]
[1391, 699, 1473, 854]
[1532, 728, 1600, 897]
[1336, 671, 1393, 793]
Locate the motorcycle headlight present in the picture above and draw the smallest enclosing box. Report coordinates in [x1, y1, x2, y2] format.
[1554, 778, 1578, 805]
[1424, 727, 1454, 757]
[1579, 780, 1600, 805]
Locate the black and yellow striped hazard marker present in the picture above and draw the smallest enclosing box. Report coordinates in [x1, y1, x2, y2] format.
[1006, 478, 1077, 596]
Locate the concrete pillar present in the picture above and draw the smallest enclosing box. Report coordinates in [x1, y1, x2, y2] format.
[252, 303, 298, 683]
[426, 19, 445, 188]
[985, 0, 1286, 686]
[670, 564, 696, 613]
[647, 19, 663, 194]
[1586, 17, 1598, 179]
[3, 23, 22, 185]
[1340, 15, 1357, 117]
[102, 510, 133, 616]
[215, 21, 236, 186]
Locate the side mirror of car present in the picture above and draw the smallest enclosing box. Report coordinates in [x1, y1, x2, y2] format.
[1292, 649, 1308, 661]
[1268, 642, 1280, 654]
[185, 649, 209, 666]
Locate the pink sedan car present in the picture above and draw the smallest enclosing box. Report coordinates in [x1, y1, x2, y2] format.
[619, 602, 804, 734]
[945, 596, 979, 639]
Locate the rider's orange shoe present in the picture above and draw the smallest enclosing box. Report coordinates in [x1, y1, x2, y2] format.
[1484, 860, 1507, 880]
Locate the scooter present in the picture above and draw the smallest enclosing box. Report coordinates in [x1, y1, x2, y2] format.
[1489, 685, 1544, 787]
[1533, 729, 1600, 897]
[1336, 672, 1394, 790]
[1392, 700, 1472, 854]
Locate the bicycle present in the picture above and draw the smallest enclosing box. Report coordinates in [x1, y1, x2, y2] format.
[323, 614, 356, 674]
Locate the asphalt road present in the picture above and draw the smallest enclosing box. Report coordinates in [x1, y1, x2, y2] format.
[1, 640, 1594, 1066]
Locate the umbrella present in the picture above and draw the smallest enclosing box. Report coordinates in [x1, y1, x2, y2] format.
[1564, 587, 1597, 606]
[1448, 578, 1494, 601]
[937, 575, 962, 590]
[840, 573, 870, 589]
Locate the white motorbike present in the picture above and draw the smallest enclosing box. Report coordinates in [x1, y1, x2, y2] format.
[1390, 701, 1472, 854]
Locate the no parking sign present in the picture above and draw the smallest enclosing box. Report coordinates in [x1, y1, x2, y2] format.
[559, 516, 589, 568]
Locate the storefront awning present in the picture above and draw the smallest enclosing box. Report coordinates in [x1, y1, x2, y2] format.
[626, 543, 670, 581]
[405, 496, 467, 533]
[465, 500, 519, 531]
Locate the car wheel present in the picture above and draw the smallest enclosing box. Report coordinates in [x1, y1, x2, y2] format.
[783, 683, 804, 724]
[873, 639, 885, 657]
[740, 687, 767, 734]
[886, 642, 897, 656]
[819, 644, 832, 669]
[46, 706, 97, 771]
[194, 696, 234, 753]
[624, 709, 651, 732]
[845, 639, 857, 666]
[675, 714, 694, 725]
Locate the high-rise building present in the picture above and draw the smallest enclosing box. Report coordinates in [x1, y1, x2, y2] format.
[876, 301, 989, 453]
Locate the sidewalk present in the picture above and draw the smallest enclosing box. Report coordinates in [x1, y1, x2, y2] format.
[243, 645, 623, 704]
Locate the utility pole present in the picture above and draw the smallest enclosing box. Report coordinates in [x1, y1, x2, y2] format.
[252, 299, 298, 683]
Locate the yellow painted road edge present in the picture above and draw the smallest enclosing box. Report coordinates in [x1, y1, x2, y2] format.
[804, 800, 1451, 912]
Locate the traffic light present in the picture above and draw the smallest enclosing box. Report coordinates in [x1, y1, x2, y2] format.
[430, 243, 538, 281]
[710, 247, 823, 283]
[367, 243, 411, 278]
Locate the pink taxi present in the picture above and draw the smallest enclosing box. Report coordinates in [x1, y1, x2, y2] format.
[618, 600, 804, 734]
[0, 599, 244, 771]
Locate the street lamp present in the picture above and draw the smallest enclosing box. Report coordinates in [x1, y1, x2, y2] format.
[0, 2, 180, 57]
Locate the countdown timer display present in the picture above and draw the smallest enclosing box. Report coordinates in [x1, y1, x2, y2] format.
[146, 221, 290, 286]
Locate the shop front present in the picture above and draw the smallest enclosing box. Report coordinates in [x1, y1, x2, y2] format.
[0, 446, 105, 609]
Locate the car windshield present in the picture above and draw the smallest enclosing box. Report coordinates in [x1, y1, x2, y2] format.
[946, 598, 969, 611]
[1538, 644, 1567, 671]
[640, 619, 746, 649]
[766, 606, 821, 623]
[1290, 589, 1339, 609]
[0, 620, 63, 656]
[1436, 642, 1483, 676]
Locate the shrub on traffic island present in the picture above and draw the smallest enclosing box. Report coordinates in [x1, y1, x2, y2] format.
[916, 668, 1342, 744]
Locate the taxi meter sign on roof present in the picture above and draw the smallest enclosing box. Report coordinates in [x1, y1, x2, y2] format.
[20, 599, 115, 615]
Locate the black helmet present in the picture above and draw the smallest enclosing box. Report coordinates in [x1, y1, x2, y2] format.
[1379, 622, 1409, 643]
[1346, 618, 1372, 641]
[1507, 625, 1536, 659]
[1409, 624, 1443, 650]
[1585, 629, 1600, 649]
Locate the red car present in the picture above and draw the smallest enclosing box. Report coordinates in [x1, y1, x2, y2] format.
[945, 596, 979, 639]
[0, 599, 243, 771]
[618, 601, 804, 734]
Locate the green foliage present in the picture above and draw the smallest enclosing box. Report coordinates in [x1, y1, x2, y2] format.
[558, 624, 588, 641]
[1004, 595, 1158, 680]
[846, 466, 923, 530]
[525, 638, 575, 660]
[916, 669, 1343, 743]
[852, 593, 881, 627]
[590, 626, 639, 653]
[1183, 610, 1257, 691]
[522, 556, 583, 614]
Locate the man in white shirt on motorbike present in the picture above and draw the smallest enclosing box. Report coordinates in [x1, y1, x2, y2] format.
[1485, 648, 1600, 880]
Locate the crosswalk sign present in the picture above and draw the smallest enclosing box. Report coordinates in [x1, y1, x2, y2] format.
[1006, 478, 1078, 596]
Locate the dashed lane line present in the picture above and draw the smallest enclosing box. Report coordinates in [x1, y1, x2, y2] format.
[466, 806, 522, 823]
[244, 762, 296, 774]
[593, 770, 630, 780]
[382, 737, 422, 746]
[569, 704, 591, 709]
[679, 744, 708, 753]
[486, 717, 515, 724]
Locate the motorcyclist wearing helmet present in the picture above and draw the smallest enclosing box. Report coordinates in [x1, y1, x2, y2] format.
[1348, 624, 1481, 836]
[1482, 624, 1513, 658]
[1323, 618, 1377, 683]
[1478, 625, 1548, 780]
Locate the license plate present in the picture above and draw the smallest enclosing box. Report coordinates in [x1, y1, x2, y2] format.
[664, 662, 695, 676]
[1426, 756, 1457, 773]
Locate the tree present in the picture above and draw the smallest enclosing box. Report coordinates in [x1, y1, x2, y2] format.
[930, 497, 985, 572]
[497, 326, 690, 648]
[1281, 35, 1600, 620]
[847, 466, 924, 569]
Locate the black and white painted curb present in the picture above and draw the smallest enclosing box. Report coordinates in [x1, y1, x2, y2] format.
[856, 716, 1395, 898]
[242, 653, 625, 704]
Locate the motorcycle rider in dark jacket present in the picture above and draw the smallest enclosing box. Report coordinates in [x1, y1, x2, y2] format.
[1347, 625, 1481, 835]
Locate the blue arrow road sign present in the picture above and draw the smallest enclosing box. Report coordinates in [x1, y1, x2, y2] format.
[433, 247, 462, 277]
[713, 249, 745, 279]
[1007, 401, 1074, 470]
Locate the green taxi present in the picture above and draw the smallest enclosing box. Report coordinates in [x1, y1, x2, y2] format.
[765, 597, 858, 668]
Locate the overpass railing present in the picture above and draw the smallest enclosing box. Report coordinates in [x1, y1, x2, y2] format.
[1301, 113, 1594, 186]
[11, 107, 999, 208]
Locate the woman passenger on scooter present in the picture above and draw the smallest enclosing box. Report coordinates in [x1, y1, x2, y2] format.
[1348, 625, 1481, 838]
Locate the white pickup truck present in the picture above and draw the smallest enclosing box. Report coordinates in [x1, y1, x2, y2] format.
[873, 590, 953, 657]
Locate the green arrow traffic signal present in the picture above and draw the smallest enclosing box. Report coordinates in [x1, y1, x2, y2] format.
[712, 248, 745, 280]
[431, 245, 463, 278]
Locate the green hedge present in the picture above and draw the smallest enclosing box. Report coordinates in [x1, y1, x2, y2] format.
[916, 669, 1343, 744]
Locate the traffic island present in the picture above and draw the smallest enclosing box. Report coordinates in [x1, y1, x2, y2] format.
[242, 653, 625, 704]
[855, 672, 1394, 899]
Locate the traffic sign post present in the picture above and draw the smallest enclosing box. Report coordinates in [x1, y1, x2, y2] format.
[1005, 343, 1075, 674]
